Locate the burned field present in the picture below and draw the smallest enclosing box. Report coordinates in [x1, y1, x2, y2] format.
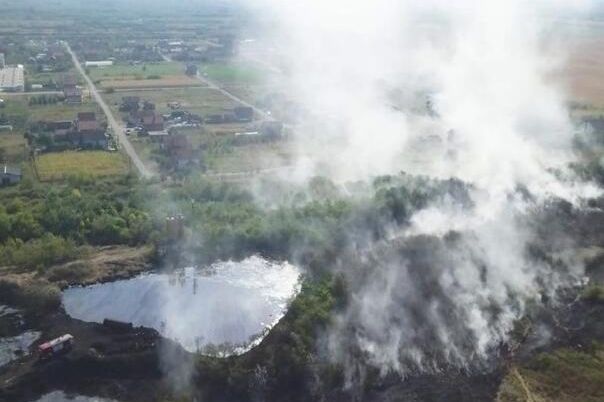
[0, 172, 603, 402]
[2, 2, 604, 402]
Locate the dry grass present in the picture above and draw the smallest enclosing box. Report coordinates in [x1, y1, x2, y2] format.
[34, 150, 128, 181]
[0, 132, 27, 163]
[497, 345, 604, 402]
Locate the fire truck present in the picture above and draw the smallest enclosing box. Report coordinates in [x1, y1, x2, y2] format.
[38, 334, 74, 360]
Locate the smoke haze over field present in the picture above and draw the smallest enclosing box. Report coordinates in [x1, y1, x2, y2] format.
[244, 0, 602, 379]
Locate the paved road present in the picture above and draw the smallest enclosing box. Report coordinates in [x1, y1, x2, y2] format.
[64, 42, 152, 178]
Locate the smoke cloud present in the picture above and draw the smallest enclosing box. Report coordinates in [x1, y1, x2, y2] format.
[243, 0, 601, 379]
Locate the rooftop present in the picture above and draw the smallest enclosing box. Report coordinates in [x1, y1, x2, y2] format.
[2, 164, 21, 176]
[0, 66, 24, 91]
[77, 112, 96, 122]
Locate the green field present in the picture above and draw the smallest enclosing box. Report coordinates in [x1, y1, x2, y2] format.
[205, 141, 293, 173]
[201, 62, 266, 85]
[25, 67, 81, 87]
[103, 87, 239, 117]
[88, 62, 184, 80]
[0, 132, 27, 164]
[1, 95, 102, 126]
[34, 151, 128, 181]
[29, 101, 100, 121]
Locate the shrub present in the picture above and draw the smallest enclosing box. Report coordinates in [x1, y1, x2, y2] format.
[0, 234, 80, 270]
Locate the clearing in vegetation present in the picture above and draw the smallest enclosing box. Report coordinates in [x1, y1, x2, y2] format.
[88, 62, 183, 79]
[200, 62, 267, 85]
[34, 151, 129, 181]
[89, 62, 201, 89]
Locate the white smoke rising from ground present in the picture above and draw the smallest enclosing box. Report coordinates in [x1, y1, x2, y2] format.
[245, 0, 600, 378]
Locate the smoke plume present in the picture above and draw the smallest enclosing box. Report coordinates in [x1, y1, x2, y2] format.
[244, 0, 601, 379]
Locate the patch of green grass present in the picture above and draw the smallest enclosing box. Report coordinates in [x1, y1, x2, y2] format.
[0, 132, 27, 163]
[29, 100, 101, 121]
[102, 87, 236, 117]
[201, 62, 265, 84]
[88, 62, 183, 80]
[1, 96, 101, 124]
[34, 150, 128, 181]
[25, 67, 79, 86]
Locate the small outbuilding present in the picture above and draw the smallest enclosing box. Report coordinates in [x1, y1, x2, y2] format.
[1, 165, 21, 186]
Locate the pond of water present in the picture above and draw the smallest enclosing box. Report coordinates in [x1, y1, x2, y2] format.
[62, 256, 301, 355]
[35, 391, 117, 402]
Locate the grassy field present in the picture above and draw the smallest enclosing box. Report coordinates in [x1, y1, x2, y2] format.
[29, 100, 101, 121]
[88, 62, 184, 79]
[206, 141, 293, 173]
[25, 67, 81, 87]
[34, 151, 128, 181]
[101, 76, 202, 89]
[88, 62, 202, 90]
[0, 132, 27, 164]
[103, 87, 239, 117]
[101, 85, 293, 174]
[1, 95, 102, 125]
[200, 62, 267, 85]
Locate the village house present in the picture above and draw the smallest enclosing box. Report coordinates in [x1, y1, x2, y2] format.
[0, 165, 21, 186]
[79, 130, 108, 149]
[185, 64, 198, 76]
[234, 106, 254, 122]
[129, 110, 164, 132]
[84, 60, 114, 68]
[62, 74, 78, 88]
[261, 121, 284, 139]
[76, 112, 100, 132]
[62, 74, 82, 104]
[120, 96, 140, 112]
[47, 120, 73, 135]
[163, 134, 199, 170]
[43, 112, 108, 150]
[63, 86, 82, 104]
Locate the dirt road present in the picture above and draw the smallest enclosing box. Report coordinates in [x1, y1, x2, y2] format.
[64, 42, 153, 178]
[161, 53, 274, 121]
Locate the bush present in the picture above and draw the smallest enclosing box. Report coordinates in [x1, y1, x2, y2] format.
[47, 261, 88, 282]
[0, 234, 80, 271]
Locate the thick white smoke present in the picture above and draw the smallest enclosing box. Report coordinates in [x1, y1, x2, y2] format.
[245, 0, 600, 378]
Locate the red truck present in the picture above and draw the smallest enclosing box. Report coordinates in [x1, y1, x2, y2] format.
[38, 334, 74, 360]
